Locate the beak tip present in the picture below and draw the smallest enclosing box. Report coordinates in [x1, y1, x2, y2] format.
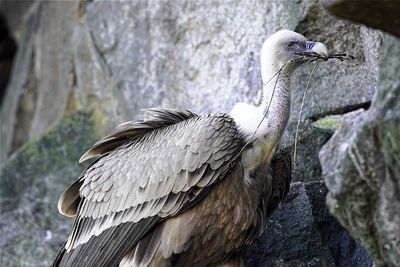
[312, 42, 329, 58]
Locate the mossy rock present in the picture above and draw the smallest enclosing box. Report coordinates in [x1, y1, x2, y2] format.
[0, 112, 97, 267]
[312, 116, 343, 130]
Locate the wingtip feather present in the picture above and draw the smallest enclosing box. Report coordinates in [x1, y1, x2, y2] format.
[79, 151, 95, 163]
[58, 180, 83, 217]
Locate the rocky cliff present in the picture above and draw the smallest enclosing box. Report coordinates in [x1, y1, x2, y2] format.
[1, 0, 398, 266]
[319, 1, 400, 267]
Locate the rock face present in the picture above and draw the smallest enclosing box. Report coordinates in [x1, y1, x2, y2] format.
[0, 1, 381, 169]
[319, 2, 400, 266]
[1, 113, 97, 266]
[319, 28, 400, 267]
[245, 182, 372, 267]
[322, 0, 400, 37]
[0, 0, 391, 266]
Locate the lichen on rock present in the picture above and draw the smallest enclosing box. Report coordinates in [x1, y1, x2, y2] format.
[0, 112, 97, 267]
[319, 34, 400, 267]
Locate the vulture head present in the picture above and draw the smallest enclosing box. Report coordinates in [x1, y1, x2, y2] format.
[260, 29, 328, 80]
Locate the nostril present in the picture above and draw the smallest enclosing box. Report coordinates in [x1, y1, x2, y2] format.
[306, 41, 315, 50]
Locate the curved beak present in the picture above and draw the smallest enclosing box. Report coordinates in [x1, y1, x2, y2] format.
[305, 41, 328, 58]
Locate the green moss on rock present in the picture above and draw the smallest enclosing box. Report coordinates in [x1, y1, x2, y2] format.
[0, 112, 97, 267]
[312, 116, 343, 130]
[320, 34, 400, 267]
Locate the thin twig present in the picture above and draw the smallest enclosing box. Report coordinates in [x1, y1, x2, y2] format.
[294, 52, 355, 62]
[292, 61, 319, 172]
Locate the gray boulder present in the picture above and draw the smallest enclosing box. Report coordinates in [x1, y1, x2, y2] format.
[246, 181, 372, 267]
[322, 0, 400, 37]
[319, 34, 400, 267]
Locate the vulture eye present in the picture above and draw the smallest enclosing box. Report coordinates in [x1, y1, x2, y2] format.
[287, 41, 295, 49]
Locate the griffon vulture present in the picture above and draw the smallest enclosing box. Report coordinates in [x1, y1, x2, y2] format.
[52, 30, 328, 267]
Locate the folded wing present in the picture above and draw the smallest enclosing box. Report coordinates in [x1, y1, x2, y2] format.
[54, 109, 242, 266]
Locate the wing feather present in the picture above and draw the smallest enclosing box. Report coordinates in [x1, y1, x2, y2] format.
[57, 109, 243, 266]
[58, 180, 83, 217]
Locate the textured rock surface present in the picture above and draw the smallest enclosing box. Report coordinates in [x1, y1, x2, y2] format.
[0, 0, 381, 174]
[0, 112, 97, 267]
[0, 0, 386, 266]
[319, 33, 400, 267]
[319, 2, 400, 267]
[246, 181, 372, 267]
[322, 0, 400, 37]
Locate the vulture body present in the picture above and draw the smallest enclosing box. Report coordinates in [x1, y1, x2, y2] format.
[52, 30, 328, 267]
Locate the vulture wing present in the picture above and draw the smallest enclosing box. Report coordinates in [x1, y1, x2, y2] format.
[53, 108, 242, 266]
